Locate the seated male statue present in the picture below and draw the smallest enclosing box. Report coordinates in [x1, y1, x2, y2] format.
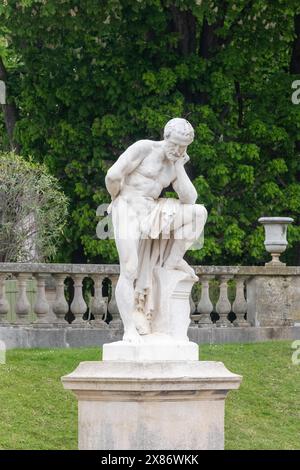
[105, 118, 207, 342]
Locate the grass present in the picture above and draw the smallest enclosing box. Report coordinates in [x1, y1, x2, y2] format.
[0, 341, 299, 450]
[201, 342, 300, 450]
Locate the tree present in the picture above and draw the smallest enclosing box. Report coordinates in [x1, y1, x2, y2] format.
[0, 0, 300, 265]
[0, 152, 68, 262]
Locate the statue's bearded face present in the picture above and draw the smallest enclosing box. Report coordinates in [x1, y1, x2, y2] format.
[164, 139, 187, 161]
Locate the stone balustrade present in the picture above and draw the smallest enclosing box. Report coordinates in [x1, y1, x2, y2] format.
[0, 264, 117, 327]
[0, 263, 300, 329]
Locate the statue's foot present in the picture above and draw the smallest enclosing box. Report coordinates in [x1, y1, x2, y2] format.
[123, 326, 144, 344]
[132, 310, 151, 335]
[164, 259, 198, 281]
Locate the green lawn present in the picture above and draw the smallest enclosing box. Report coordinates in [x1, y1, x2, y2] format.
[0, 341, 299, 450]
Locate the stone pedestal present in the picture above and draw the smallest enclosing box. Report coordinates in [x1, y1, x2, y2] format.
[61, 261, 242, 450]
[62, 354, 242, 450]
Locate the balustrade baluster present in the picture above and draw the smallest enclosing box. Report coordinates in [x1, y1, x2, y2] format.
[216, 275, 232, 327]
[189, 291, 196, 316]
[33, 274, 49, 320]
[70, 274, 87, 324]
[53, 274, 69, 323]
[91, 274, 107, 323]
[15, 273, 31, 324]
[197, 275, 215, 327]
[33, 273, 58, 324]
[108, 275, 120, 321]
[232, 276, 250, 327]
[0, 274, 9, 324]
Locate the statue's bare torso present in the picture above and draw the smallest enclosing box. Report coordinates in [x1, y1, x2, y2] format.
[122, 141, 176, 199]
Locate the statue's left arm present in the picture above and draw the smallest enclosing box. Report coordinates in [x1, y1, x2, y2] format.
[172, 154, 198, 204]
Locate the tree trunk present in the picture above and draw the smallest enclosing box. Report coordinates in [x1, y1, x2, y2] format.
[200, 18, 218, 59]
[199, 2, 228, 59]
[235, 80, 244, 128]
[290, 14, 300, 74]
[169, 6, 197, 56]
[0, 57, 20, 153]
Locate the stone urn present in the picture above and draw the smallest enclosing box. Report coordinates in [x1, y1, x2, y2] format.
[258, 217, 294, 265]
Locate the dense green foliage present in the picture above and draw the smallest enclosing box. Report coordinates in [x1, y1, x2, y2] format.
[0, 152, 68, 261]
[0, 342, 299, 449]
[1, 1, 300, 264]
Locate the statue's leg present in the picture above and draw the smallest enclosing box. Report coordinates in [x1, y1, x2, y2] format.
[164, 204, 207, 275]
[112, 198, 144, 343]
[114, 234, 143, 343]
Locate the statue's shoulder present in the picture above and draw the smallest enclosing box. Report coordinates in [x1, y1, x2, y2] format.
[126, 139, 159, 156]
[131, 139, 157, 149]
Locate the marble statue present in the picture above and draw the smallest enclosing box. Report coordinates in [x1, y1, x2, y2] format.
[105, 118, 207, 343]
[63, 130, 241, 450]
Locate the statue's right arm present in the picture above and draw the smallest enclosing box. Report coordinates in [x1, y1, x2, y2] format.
[105, 140, 147, 199]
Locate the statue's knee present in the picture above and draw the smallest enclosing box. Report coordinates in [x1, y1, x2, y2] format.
[193, 204, 207, 224]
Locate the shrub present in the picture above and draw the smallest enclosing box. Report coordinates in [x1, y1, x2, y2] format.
[0, 152, 68, 262]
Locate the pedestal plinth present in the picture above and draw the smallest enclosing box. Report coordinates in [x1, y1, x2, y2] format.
[102, 333, 199, 361]
[62, 354, 242, 450]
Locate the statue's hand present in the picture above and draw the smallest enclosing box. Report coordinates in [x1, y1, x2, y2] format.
[175, 153, 190, 168]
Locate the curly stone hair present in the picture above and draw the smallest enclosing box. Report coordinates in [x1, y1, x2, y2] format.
[163, 118, 194, 144]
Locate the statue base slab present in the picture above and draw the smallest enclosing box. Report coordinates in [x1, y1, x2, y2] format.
[103, 334, 199, 361]
[62, 359, 242, 450]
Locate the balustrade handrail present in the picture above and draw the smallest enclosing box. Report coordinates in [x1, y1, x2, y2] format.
[0, 263, 299, 276]
[0, 263, 120, 274]
[194, 265, 300, 276]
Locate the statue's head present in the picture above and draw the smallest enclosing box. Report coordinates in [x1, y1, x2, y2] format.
[163, 118, 194, 161]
